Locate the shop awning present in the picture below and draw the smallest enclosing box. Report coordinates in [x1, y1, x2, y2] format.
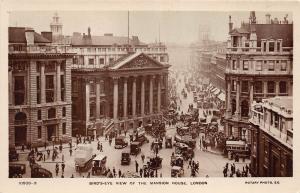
[217, 92, 225, 101]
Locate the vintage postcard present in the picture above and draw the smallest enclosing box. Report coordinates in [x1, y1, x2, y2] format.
[0, 0, 299, 193]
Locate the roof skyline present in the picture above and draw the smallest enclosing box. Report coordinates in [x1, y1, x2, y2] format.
[9, 11, 292, 45]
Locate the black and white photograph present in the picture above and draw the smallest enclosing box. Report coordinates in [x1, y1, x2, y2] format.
[7, 9, 294, 179]
[1, 1, 300, 193]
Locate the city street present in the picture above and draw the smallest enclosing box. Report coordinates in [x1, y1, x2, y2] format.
[13, 70, 249, 178]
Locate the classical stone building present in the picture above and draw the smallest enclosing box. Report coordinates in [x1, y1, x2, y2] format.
[8, 27, 74, 147]
[72, 52, 170, 136]
[48, 13, 170, 136]
[224, 11, 293, 143]
[249, 96, 293, 177]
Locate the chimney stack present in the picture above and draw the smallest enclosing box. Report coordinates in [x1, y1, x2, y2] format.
[25, 28, 34, 45]
[266, 13, 271, 24]
[229, 15, 233, 32]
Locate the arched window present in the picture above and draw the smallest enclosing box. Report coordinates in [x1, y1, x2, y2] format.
[48, 108, 56, 119]
[231, 99, 236, 115]
[15, 112, 27, 121]
[241, 100, 249, 117]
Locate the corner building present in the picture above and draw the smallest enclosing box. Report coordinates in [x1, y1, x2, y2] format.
[9, 27, 74, 147]
[224, 12, 293, 143]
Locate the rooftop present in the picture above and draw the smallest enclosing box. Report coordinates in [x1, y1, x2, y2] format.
[9, 27, 51, 44]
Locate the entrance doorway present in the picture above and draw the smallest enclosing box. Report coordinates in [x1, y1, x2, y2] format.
[15, 126, 27, 146]
[47, 124, 57, 141]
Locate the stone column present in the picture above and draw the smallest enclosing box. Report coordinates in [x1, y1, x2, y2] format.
[263, 81, 268, 97]
[96, 81, 101, 120]
[113, 77, 119, 121]
[56, 62, 61, 102]
[141, 76, 145, 116]
[275, 81, 279, 96]
[157, 75, 161, 112]
[41, 62, 46, 104]
[165, 74, 169, 108]
[123, 77, 128, 118]
[132, 77, 137, 117]
[235, 80, 240, 118]
[85, 81, 90, 136]
[149, 75, 154, 114]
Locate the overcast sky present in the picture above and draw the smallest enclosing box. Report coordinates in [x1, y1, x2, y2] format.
[9, 11, 292, 44]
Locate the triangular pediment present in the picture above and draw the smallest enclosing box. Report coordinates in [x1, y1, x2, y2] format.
[111, 52, 164, 70]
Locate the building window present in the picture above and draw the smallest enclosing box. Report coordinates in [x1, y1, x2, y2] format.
[160, 56, 165, 62]
[101, 48, 106, 52]
[99, 58, 105, 65]
[267, 81, 275, 93]
[87, 48, 91, 52]
[269, 42, 275, 52]
[14, 76, 25, 105]
[243, 60, 249, 70]
[268, 61, 275, 71]
[109, 58, 114, 64]
[108, 48, 111, 52]
[38, 126, 42, 139]
[90, 83, 95, 94]
[254, 81, 263, 93]
[62, 123, 66, 134]
[100, 81, 105, 94]
[90, 104, 95, 119]
[245, 42, 249, 47]
[48, 108, 56, 119]
[241, 100, 249, 117]
[263, 42, 267, 52]
[61, 75, 65, 101]
[45, 75, 54, 103]
[36, 76, 41, 104]
[281, 61, 287, 71]
[255, 61, 262, 71]
[241, 81, 249, 92]
[89, 59, 94, 65]
[112, 48, 116, 51]
[73, 57, 78, 64]
[45, 62, 56, 72]
[232, 60, 237, 70]
[37, 110, 41, 120]
[62, 107, 66, 117]
[277, 42, 281, 52]
[231, 99, 236, 115]
[279, 81, 287, 93]
[232, 80, 236, 91]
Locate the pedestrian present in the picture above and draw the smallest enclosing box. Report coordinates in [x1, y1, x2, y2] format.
[139, 168, 143, 178]
[43, 154, 46, 162]
[118, 169, 122, 178]
[44, 142, 47, 150]
[135, 161, 139, 173]
[71, 174, 74, 178]
[61, 162, 65, 172]
[55, 163, 59, 176]
[61, 174, 64, 178]
[87, 172, 90, 178]
[62, 154, 64, 162]
[69, 148, 73, 156]
[113, 167, 116, 177]
[100, 143, 103, 152]
[141, 153, 145, 163]
[59, 144, 63, 153]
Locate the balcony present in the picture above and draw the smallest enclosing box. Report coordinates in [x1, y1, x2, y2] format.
[227, 46, 293, 55]
[225, 68, 292, 76]
[9, 45, 75, 54]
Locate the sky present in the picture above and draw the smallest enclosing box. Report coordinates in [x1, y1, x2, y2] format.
[9, 11, 292, 44]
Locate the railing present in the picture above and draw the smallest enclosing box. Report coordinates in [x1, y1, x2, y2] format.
[225, 68, 292, 75]
[227, 46, 293, 54]
[9, 45, 75, 54]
